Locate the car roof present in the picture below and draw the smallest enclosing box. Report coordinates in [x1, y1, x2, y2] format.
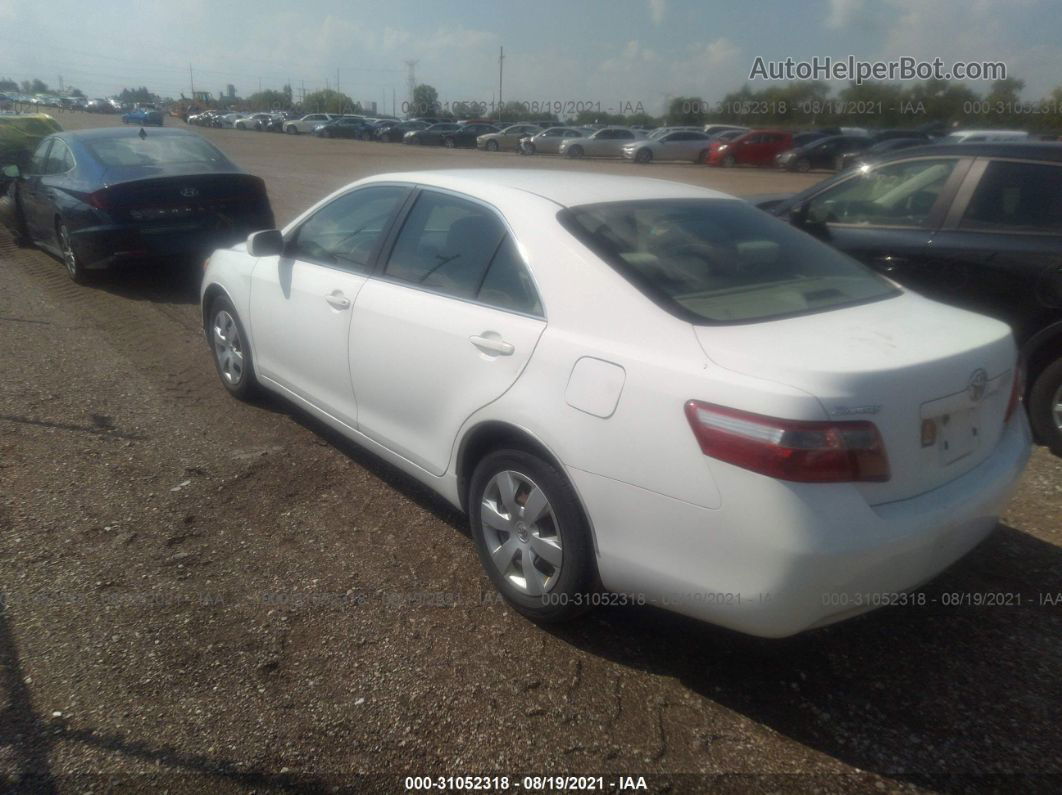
[878, 141, 1062, 163]
[363, 169, 731, 207]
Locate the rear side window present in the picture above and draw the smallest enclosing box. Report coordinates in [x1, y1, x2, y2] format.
[477, 237, 543, 316]
[560, 199, 897, 324]
[961, 161, 1062, 233]
[385, 191, 506, 298]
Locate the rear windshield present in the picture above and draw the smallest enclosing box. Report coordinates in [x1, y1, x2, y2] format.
[559, 199, 898, 324]
[84, 135, 230, 168]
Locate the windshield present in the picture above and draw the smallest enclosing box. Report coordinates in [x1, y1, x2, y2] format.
[84, 134, 231, 168]
[559, 199, 898, 324]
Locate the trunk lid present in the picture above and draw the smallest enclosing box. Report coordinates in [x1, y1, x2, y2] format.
[693, 292, 1017, 505]
[101, 173, 271, 228]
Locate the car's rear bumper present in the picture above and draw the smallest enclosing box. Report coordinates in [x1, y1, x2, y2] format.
[72, 218, 271, 268]
[574, 411, 1032, 637]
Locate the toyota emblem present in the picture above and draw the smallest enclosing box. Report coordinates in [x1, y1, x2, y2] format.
[968, 368, 988, 402]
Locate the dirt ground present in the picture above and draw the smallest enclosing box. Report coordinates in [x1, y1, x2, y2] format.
[0, 110, 1059, 793]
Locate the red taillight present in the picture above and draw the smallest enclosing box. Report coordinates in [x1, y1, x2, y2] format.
[1004, 365, 1024, 423]
[684, 400, 890, 483]
[86, 189, 111, 210]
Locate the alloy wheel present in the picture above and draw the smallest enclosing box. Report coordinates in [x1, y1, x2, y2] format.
[1053, 383, 1062, 431]
[58, 224, 78, 278]
[480, 470, 563, 597]
[213, 310, 245, 386]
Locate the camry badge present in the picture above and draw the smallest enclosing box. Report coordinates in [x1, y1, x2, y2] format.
[829, 404, 881, 416]
[968, 369, 988, 402]
[180, 186, 200, 198]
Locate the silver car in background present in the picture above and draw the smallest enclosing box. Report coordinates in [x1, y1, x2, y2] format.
[622, 130, 714, 163]
[519, 126, 586, 155]
[558, 127, 645, 158]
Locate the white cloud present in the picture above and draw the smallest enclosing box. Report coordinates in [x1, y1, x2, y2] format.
[825, 0, 864, 29]
[648, 0, 666, 26]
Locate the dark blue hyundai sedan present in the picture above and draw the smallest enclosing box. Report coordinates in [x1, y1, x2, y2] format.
[0, 127, 274, 283]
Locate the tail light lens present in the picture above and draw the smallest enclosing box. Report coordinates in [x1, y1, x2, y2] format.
[86, 189, 112, 210]
[1004, 365, 1024, 423]
[685, 400, 890, 483]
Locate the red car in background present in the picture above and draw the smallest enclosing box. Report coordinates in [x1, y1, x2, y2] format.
[706, 129, 793, 167]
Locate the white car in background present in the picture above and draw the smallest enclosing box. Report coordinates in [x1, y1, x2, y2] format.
[201, 169, 1031, 638]
[283, 113, 337, 134]
[622, 130, 714, 163]
[558, 127, 646, 158]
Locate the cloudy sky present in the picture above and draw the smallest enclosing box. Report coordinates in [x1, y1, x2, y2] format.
[1, 0, 1059, 111]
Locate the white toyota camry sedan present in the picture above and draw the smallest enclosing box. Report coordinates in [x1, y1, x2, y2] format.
[200, 169, 1031, 637]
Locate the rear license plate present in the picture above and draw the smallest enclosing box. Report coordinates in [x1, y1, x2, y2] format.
[940, 408, 979, 465]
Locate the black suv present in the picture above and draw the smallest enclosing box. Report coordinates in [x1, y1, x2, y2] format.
[762, 142, 1062, 453]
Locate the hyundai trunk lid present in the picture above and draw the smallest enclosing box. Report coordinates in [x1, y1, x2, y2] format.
[693, 292, 1017, 505]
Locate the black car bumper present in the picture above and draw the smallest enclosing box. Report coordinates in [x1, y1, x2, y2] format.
[71, 216, 271, 268]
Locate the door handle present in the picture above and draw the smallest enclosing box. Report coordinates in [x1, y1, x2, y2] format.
[469, 334, 514, 356]
[325, 291, 351, 310]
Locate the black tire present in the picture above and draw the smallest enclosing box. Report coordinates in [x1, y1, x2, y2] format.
[634, 148, 652, 164]
[695, 149, 708, 164]
[795, 158, 811, 173]
[469, 449, 597, 623]
[833, 155, 845, 171]
[57, 220, 91, 284]
[286, 126, 297, 135]
[1029, 357, 1062, 453]
[523, 143, 536, 155]
[207, 296, 259, 401]
[485, 139, 499, 152]
[566, 145, 584, 159]
[722, 153, 736, 168]
[444, 137, 456, 148]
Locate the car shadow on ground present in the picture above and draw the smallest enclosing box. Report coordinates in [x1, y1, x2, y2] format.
[92, 259, 203, 305]
[544, 522, 1062, 789]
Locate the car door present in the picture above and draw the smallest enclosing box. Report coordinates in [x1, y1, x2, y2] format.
[348, 188, 546, 475]
[920, 158, 1062, 342]
[248, 184, 412, 428]
[18, 137, 54, 240]
[801, 155, 971, 284]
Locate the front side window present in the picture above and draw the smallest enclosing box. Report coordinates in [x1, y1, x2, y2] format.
[806, 158, 958, 227]
[560, 199, 897, 324]
[290, 185, 409, 272]
[960, 161, 1062, 233]
[384, 191, 507, 299]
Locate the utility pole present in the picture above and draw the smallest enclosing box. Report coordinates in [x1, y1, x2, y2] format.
[189, 64, 195, 100]
[404, 59, 418, 116]
[58, 74, 63, 92]
[336, 67, 340, 98]
[498, 46, 504, 123]
[392, 87, 396, 118]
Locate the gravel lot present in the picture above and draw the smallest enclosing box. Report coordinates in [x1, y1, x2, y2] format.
[1, 110, 1060, 792]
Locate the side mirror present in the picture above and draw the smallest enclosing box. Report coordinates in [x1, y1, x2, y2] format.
[247, 229, 284, 257]
[2, 164, 20, 179]
[788, 201, 808, 226]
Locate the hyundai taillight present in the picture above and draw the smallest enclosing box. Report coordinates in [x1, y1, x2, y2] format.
[684, 400, 890, 483]
[86, 189, 112, 210]
[1004, 365, 1024, 423]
